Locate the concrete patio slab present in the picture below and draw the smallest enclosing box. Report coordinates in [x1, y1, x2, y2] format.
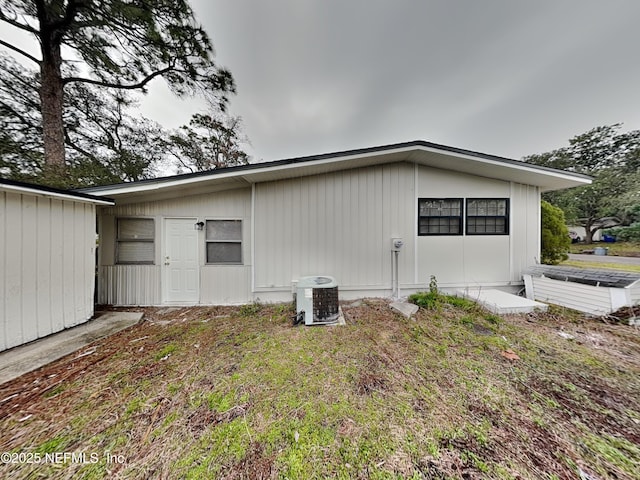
[458, 288, 548, 315]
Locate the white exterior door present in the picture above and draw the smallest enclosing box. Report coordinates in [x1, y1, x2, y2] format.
[163, 218, 199, 303]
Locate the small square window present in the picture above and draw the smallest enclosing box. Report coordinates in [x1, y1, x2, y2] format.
[418, 199, 463, 235]
[116, 218, 155, 264]
[206, 220, 242, 264]
[466, 199, 509, 235]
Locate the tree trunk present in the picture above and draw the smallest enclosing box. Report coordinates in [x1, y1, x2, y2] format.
[584, 229, 593, 244]
[583, 218, 595, 243]
[39, 41, 66, 169]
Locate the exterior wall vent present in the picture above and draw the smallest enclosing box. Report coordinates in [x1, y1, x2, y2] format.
[295, 276, 339, 325]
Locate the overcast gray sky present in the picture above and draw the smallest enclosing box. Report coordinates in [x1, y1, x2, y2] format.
[141, 0, 640, 163]
[7, 1, 635, 164]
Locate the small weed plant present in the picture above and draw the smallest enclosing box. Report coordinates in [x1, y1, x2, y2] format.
[239, 301, 262, 317]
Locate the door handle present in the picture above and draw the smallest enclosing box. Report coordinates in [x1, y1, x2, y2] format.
[164, 256, 170, 266]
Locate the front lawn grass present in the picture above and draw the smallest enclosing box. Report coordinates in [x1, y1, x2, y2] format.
[569, 241, 640, 257]
[561, 259, 640, 273]
[1, 300, 639, 479]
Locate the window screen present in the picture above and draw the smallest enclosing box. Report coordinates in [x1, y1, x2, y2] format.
[466, 199, 509, 235]
[418, 198, 463, 235]
[206, 220, 242, 264]
[116, 218, 155, 264]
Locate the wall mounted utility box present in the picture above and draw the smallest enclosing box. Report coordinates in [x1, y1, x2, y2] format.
[296, 276, 340, 325]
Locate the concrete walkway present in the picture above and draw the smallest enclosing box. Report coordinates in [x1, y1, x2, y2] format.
[568, 253, 640, 266]
[0, 311, 142, 386]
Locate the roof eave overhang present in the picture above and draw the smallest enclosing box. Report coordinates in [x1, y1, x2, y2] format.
[80, 143, 591, 202]
[1, 182, 115, 205]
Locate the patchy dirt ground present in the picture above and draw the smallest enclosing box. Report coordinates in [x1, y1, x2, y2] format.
[0, 300, 639, 479]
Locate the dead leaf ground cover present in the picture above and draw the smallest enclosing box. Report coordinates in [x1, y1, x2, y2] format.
[0, 298, 639, 479]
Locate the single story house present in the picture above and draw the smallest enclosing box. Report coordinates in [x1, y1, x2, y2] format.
[80, 140, 591, 306]
[0, 178, 114, 352]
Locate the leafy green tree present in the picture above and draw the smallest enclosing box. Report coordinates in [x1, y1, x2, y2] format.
[0, 0, 234, 174]
[166, 112, 250, 173]
[541, 200, 570, 265]
[525, 124, 640, 243]
[605, 222, 640, 242]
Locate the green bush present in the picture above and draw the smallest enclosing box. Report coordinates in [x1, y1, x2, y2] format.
[541, 200, 570, 265]
[604, 222, 640, 242]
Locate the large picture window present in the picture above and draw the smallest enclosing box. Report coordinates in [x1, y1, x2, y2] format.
[418, 198, 463, 235]
[116, 218, 155, 264]
[206, 220, 242, 264]
[466, 199, 509, 235]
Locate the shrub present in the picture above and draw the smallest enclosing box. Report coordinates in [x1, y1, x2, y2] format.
[541, 200, 570, 265]
[604, 222, 640, 242]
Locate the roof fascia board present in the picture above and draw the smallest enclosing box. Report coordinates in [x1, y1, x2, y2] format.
[83, 171, 253, 196]
[0, 182, 115, 205]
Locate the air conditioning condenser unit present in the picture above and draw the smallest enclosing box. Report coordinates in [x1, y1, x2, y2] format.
[295, 276, 339, 325]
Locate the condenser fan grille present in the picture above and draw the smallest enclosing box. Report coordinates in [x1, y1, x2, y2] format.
[313, 286, 339, 322]
[296, 276, 339, 325]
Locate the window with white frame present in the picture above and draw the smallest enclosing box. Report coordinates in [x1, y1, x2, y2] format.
[466, 199, 509, 235]
[206, 220, 242, 264]
[418, 198, 463, 235]
[116, 218, 155, 264]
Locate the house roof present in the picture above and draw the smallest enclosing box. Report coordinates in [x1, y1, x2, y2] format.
[0, 178, 115, 205]
[524, 265, 640, 289]
[78, 140, 592, 204]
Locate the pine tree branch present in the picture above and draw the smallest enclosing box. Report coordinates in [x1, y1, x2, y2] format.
[62, 66, 173, 89]
[0, 101, 41, 130]
[0, 9, 40, 35]
[64, 130, 98, 162]
[0, 38, 40, 64]
[51, 0, 83, 32]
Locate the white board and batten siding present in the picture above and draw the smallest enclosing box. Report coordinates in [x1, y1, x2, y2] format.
[96, 162, 543, 306]
[253, 162, 541, 301]
[97, 188, 251, 306]
[254, 163, 415, 297]
[0, 184, 109, 352]
[85, 141, 590, 307]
